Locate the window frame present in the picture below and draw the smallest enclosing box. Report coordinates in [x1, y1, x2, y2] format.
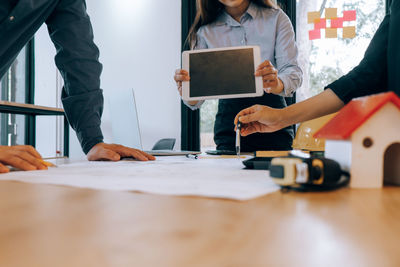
[181, 0, 200, 151]
[25, 39, 36, 147]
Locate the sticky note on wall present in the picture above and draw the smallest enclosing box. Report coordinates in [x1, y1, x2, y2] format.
[325, 8, 338, 19]
[309, 29, 321, 40]
[325, 28, 338, 38]
[343, 26, 356, 38]
[331, 17, 344, 28]
[308, 11, 320, 23]
[343, 10, 357, 21]
[314, 18, 327, 30]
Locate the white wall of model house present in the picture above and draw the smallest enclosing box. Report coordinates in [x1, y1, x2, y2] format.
[34, 0, 182, 157]
[323, 102, 400, 188]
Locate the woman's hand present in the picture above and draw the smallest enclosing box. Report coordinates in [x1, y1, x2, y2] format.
[234, 105, 287, 136]
[173, 69, 198, 106]
[234, 89, 346, 137]
[174, 69, 190, 96]
[0, 145, 48, 173]
[255, 60, 284, 95]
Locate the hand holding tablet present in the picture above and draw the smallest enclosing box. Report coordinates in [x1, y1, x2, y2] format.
[180, 46, 264, 101]
[255, 60, 284, 95]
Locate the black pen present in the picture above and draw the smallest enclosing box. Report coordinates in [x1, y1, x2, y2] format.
[236, 118, 241, 159]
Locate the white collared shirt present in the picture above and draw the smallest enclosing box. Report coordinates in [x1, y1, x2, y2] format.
[186, 3, 303, 110]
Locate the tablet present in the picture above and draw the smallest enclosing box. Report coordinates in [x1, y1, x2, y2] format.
[182, 46, 263, 101]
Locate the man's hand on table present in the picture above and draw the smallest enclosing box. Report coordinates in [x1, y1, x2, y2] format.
[0, 145, 48, 173]
[0, 143, 155, 174]
[87, 143, 156, 161]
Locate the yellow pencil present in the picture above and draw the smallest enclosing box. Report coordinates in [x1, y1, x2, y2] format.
[39, 159, 56, 167]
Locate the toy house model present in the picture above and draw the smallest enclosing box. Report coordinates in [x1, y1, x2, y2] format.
[314, 92, 400, 188]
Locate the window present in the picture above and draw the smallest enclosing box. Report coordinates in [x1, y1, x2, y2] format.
[0, 48, 27, 146]
[296, 0, 386, 101]
[200, 99, 218, 150]
[0, 39, 68, 158]
[35, 26, 65, 158]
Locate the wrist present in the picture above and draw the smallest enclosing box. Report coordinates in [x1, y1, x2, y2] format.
[277, 78, 284, 94]
[85, 140, 104, 155]
[280, 105, 296, 128]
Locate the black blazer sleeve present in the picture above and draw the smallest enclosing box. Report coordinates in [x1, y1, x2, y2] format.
[46, 0, 104, 154]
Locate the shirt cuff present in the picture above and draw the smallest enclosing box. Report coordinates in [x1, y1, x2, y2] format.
[76, 126, 104, 154]
[325, 78, 354, 104]
[278, 74, 295, 97]
[183, 100, 204, 110]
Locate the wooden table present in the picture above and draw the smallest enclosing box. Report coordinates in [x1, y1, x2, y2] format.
[0, 181, 399, 267]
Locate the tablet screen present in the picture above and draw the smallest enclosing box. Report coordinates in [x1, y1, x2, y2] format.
[189, 48, 256, 97]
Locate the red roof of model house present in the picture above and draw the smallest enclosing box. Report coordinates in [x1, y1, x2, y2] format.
[314, 92, 400, 140]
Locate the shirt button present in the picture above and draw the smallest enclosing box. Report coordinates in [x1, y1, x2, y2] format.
[9, 16, 15, 21]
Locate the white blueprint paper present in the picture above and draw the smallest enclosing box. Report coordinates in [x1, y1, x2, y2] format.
[0, 156, 279, 201]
